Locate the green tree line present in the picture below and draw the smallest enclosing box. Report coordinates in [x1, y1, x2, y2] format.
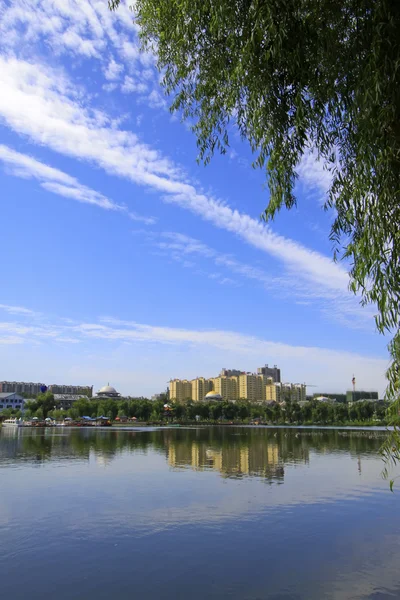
[8, 392, 389, 425]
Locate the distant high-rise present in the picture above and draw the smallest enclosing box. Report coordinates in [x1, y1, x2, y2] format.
[346, 390, 378, 403]
[192, 377, 212, 402]
[257, 364, 281, 382]
[265, 380, 306, 403]
[49, 384, 93, 397]
[170, 379, 192, 402]
[220, 368, 243, 377]
[170, 364, 293, 403]
[210, 376, 238, 401]
[0, 381, 45, 395]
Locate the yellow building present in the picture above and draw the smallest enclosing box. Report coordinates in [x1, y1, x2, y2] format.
[239, 373, 271, 402]
[169, 379, 192, 401]
[239, 374, 256, 401]
[209, 376, 239, 401]
[291, 384, 306, 403]
[170, 371, 305, 404]
[265, 379, 280, 402]
[191, 377, 212, 402]
[265, 381, 306, 403]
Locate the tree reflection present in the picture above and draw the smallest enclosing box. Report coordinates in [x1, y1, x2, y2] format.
[0, 427, 386, 480]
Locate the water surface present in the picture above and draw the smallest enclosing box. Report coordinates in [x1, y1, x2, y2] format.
[1, 426, 399, 599]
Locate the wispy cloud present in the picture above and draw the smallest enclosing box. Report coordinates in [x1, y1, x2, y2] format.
[0, 305, 388, 393]
[297, 149, 334, 204]
[0, 304, 38, 316]
[104, 57, 124, 81]
[121, 75, 148, 95]
[0, 56, 349, 299]
[0, 144, 156, 225]
[141, 231, 374, 328]
[0, 336, 25, 345]
[0, 0, 159, 107]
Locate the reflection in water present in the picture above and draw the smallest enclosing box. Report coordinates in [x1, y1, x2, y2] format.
[0, 426, 385, 484]
[0, 426, 398, 600]
[167, 433, 285, 480]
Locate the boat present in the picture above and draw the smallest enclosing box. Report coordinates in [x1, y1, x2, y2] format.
[2, 418, 23, 427]
[95, 416, 112, 427]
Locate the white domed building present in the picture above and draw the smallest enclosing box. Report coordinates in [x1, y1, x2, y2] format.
[204, 391, 223, 401]
[96, 384, 121, 399]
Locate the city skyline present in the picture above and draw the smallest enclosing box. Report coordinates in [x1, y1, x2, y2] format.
[0, 1, 390, 398]
[170, 364, 306, 403]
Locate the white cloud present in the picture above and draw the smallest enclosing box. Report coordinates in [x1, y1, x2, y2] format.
[0, 304, 38, 316]
[54, 337, 81, 344]
[0, 144, 156, 225]
[144, 231, 373, 328]
[104, 58, 124, 81]
[103, 82, 117, 93]
[147, 89, 167, 109]
[297, 149, 333, 204]
[0, 56, 351, 302]
[0, 307, 389, 394]
[0, 0, 137, 60]
[121, 75, 148, 95]
[0, 336, 25, 345]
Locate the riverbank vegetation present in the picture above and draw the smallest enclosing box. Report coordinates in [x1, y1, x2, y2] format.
[0, 392, 388, 426]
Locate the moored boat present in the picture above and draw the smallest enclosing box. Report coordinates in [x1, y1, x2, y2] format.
[2, 418, 23, 427]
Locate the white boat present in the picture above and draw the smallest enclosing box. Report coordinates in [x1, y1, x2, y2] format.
[2, 418, 23, 427]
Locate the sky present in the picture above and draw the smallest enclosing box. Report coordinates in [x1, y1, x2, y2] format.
[0, 0, 390, 397]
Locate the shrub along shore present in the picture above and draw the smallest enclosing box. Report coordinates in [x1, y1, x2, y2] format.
[0, 392, 390, 427]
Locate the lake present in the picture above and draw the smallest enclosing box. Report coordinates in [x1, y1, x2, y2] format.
[1, 426, 399, 599]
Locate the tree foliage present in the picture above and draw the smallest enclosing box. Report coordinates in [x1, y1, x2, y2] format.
[46, 397, 389, 425]
[25, 392, 55, 419]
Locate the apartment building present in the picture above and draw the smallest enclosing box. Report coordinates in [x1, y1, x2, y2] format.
[191, 377, 212, 402]
[0, 381, 45, 395]
[209, 376, 239, 401]
[265, 381, 306, 403]
[170, 379, 193, 401]
[257, 364, 281, 382]
[239, 374, 259, 402]
[169, 364, 305, 404]
[49, 384, 93, 397]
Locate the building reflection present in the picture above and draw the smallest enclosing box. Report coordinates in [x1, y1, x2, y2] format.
[167, 438, 285, 481]
[0, 427, 385, 478]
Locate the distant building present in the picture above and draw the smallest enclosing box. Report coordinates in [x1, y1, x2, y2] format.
[257, 364, 281, 382]
[239, 373, 258, 402]
[95, 385, 121, 399]
[208, 376, 237, 401]
[0, 381, 45, 395]
[170, 367, 301, 404]
[192, 378, 212, 402]
[54, 394, 90, 409]
[220, 368, 243, 377]
[169, 379, 192, 402]
[315, 395, 335, 403]
[204, 391, 223, 401]
[266, 381, 306, 403]
[313, 392, 347, 403]
[0, 393, 25, 411]
[346, 390, 379, 403]
[49, 384, 93, 397]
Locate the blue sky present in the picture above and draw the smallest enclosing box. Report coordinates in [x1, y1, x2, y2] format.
[0, 0, 390, 397]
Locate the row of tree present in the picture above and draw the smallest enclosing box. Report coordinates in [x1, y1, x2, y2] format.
[6, 392, 388, 425]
